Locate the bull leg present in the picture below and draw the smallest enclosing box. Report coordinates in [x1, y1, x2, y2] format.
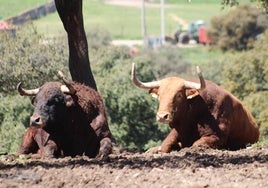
[34, 129, 60, 158]
[192, 135, 221, 148]
[147, 128, 180, 154]
[91, 113, 113, 158]
[98, 137, 113, 158]
[18, 127, 39, 154]
[40, 140, 59, 158]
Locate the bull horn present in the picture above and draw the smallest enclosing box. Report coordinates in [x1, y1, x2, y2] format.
[60, 85, 71, 94]
[131, 63, 160, 89]
[17, 82, 40, 96]
[184, 66, 206, 91]
[57, 71, 76, 94]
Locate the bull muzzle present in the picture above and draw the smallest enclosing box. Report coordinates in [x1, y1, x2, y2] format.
[30, 114, 45, 127]
[156, 112, 173, 124]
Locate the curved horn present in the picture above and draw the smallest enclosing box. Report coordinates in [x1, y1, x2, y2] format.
[57, 71, 76, 94]
[17, 82, 40, 96]
[60, 85, 71, 93]
[184, 66, 206, 91]
[131, 63, 160, 89]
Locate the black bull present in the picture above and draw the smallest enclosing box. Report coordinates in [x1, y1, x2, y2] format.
[17, 79, 112, 158]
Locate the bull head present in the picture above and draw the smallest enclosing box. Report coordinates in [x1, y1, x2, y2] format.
[17, 74, 76, 128]
[132, 63, 206, 124]
[17, 73, 76, 96]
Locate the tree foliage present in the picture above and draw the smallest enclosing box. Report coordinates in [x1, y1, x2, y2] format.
[221, 0, 268, 12]
[0, 25, 69, 94]
[208, 4, 268, 51]
[223, 31, 268, 138]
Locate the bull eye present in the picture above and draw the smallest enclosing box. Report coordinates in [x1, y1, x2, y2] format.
[175, 92, 183, 99]
[151, 93, 159, 99]
[47, 95, 65, 107]
[46, 98, 57, 106]
[31, 97, 37, 106]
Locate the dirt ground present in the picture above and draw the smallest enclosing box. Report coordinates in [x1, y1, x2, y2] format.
[1, 145, 268, 188]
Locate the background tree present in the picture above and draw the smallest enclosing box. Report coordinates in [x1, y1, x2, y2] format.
[221, 0, 268, 11]
[54, 0, 97, 90]
[208, 4, 268, 51]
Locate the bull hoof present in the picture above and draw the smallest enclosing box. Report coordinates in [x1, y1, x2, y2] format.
[97, 147, 112, 159]
[146, 146, 162, 154]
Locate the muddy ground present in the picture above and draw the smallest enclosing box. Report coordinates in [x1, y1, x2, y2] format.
[1, 145, 268, 188]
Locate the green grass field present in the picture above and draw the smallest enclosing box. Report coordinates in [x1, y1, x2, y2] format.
[1, 0, 231, 39]
[0, 0, 48, 19]
[34, 1, 228, 39]
[0, 0, 255, 40]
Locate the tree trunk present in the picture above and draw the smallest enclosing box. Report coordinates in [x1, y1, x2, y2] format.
[54, 0, 97, 90]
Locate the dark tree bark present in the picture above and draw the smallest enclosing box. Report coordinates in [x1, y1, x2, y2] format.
[54, 0, 97, 90]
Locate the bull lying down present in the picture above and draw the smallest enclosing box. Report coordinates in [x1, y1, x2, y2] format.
[132, 63, 259, 153]
[17, 72, 112, 158]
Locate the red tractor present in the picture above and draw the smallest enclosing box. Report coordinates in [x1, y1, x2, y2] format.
[174, 20, 211, 44]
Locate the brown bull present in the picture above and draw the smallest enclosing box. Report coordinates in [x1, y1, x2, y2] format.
[132, 63, 259, 153]
[17, 72, 113, 158]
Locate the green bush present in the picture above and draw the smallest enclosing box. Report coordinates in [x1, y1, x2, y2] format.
[223, 31, 268, 99]
[243, 92, 268, 140]
[208, 4, 268, 51]
[0, 24, 69, 94]
[0, 95, 32, 154]
[86, 28, 111, 50]
[134, 47, 191, 79]
[221, 0, 268, 11]
[0, 25, 111, 94]
[223, 31, 268, 138]
[91, 45, 192, 150]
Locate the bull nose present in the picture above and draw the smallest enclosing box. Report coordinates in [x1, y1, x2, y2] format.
[156, 112, 172, 124]
[30, 114, 44, 127]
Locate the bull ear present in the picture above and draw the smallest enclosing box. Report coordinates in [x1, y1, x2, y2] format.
[186, 89, 199, 99]
[149, 88, 159, 99]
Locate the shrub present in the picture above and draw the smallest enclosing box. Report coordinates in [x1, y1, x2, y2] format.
[86, 28, 111, 50]
[135, 47, 191, 79]
[0, 94, 32, 154]
[208, 4, 268, 51]
[91, 45, 191, 150]
[223, 31, 268, 99]
[243, 92, 268, 139]
[0, 24, 69, 95]
[223, 31, 268, 138]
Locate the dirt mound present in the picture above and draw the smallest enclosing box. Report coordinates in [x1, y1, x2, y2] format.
[1, 146, 268, 187]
